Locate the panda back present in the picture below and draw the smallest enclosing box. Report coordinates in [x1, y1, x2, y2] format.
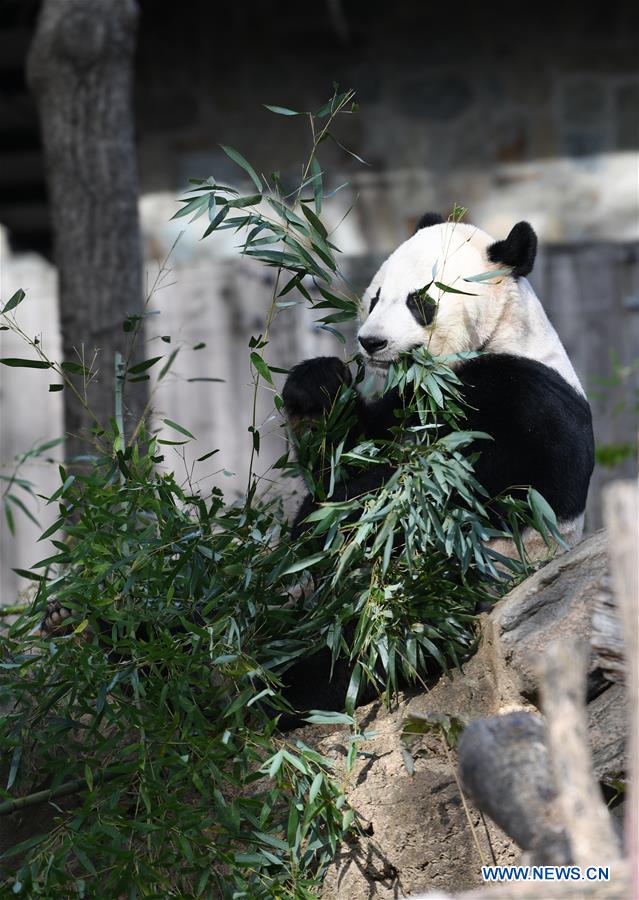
[454, 354, 595, 523]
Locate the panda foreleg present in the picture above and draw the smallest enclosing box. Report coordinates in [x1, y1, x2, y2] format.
[282, 356, 354, 429]
[283, 359, 403, 537]
[357, 388, 405, 441]
[282, 357, 403, 446]
[289, 404, 397, 537]
[282, 355, 372, 473]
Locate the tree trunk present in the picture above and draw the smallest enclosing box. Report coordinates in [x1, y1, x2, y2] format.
[27, 0, 146, 463]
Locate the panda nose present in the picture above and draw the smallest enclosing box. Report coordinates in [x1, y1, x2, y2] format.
[359, 335, 388, 354]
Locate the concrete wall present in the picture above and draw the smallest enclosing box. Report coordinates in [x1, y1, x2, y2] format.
[0, 234, 62, 606]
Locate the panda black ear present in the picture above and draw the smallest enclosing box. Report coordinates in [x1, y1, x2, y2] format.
[414, 211, 444, 234]
[487, 221, 537, 277]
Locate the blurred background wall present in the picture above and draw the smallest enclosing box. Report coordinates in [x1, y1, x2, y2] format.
[1, 0, 638, 604]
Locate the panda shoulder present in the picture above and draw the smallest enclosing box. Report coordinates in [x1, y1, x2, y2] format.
[457, 354, 590, 413]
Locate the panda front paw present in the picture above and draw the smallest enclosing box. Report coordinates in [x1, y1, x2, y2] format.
[282, 356, 352, 420]
[38, 600, 93, 641]
[39, 600, 72, 637]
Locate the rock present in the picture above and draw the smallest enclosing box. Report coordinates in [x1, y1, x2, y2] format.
[317, 531, 627, 898]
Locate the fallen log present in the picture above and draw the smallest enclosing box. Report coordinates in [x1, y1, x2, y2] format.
[408, 479, 636, 900]
[458, 713, 570, 865]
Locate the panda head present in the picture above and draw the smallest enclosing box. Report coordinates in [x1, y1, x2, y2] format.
[357, 214, 537, 369]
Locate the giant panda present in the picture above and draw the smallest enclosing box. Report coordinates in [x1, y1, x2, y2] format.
[283, 214, 595, 556]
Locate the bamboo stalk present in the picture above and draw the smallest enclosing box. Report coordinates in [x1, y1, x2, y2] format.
[0, 605, 29, 617]
[0, 766, 127, 817]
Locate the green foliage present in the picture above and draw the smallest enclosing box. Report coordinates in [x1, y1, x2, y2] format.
[595, 442, 636, 467]
[399, 710, 467, 776]
[589, 351, 639, 469]
[0, 88, 564, 896]
[401, 711, 466, 751]
[1, 436, 355, 897]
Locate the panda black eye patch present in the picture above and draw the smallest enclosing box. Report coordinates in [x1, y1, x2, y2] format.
[369, 288, 380, 314]
[406, 289, 436, 326]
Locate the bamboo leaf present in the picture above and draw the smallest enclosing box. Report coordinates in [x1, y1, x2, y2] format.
[158, 348, 180, 381]
[1, 289, 26, 314]
[264, 104, 300, 116]
[6, 494, 39, 528]
[310, 158, 322, 214]
[128, 356, 162, 375]
[433, 282, 477, 296]
[303, 711, 354, 725]
[61, 361, 90, 375]
[250, 352, 273, 385]
[0, 358, 52, 369]
[300, 203, 328, 239]
[309, 772, 323, 803]
[345, 664, 361, 714]
[202, 204, 229, 237]
[172, 194, 210, 219]
[464, 267, 512, 283]
[187, 377, 225, 383]
[220, 144, 263, 192]
[280, 553, 327, 576]
[6, 743, 22, 790]
[163, 418, 195, 440]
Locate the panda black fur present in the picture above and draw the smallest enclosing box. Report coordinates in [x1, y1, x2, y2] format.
[283, 216, 594, 552]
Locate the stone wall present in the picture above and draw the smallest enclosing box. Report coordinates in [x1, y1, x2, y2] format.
[132, 0, 639, 246]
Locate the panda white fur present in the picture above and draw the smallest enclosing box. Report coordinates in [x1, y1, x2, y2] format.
[283, 214, 595, 554]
